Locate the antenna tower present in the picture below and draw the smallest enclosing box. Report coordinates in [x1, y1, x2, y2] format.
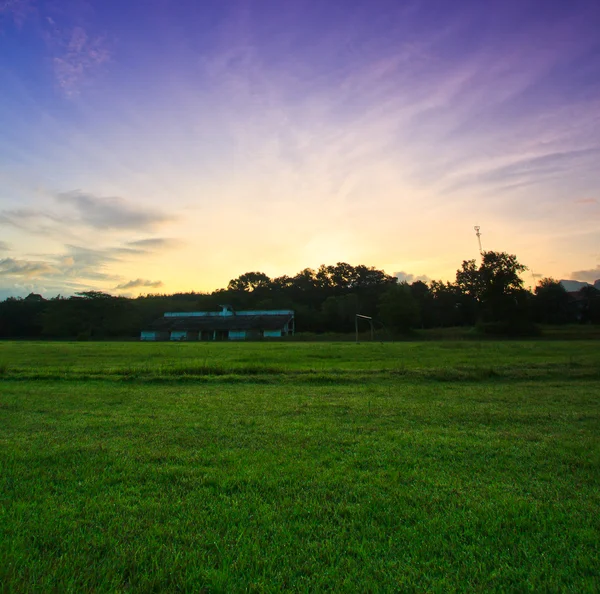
[474, 226, 483, 255]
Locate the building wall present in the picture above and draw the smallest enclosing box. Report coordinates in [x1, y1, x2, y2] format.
[144, 328, 287, 341]
[228, 330, 246, 340]
[152, 308, 295, 340]
[164, 309, 294, 318]
[141, 331, 169, 341]
[170, 330, 189, 341]
[264, 329, 282, 338]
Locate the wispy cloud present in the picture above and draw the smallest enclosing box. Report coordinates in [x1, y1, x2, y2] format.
[2, 1, 599, 294]
[1, 246, 120, 285]
[2, 0, 111, 95]
[0, 243, 138, 288]
[0, 192, 174, 241]
[0, 208, 76, 239]
[114, 278, 163, 291]
[58, 244, 168, 283]
[56, 190, 173, 230]
[0, 223, 178, 297]
[0, 0, 33, 28]
[196, 1, 600, 217]
[441, 149, 600, 196]
[126, 238, 184, 250]
[52, 26, 110, 96]
[0, 257, 60, 278]
[0, 276, 103, 300]
[61, 244, 118, 273]
[575, 198, 598, 205]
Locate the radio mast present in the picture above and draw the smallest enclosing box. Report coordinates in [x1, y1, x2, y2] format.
[474, 226, 483, 255]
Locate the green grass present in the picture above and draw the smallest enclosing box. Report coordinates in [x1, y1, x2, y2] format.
[1, 341, 599, 592]
[1, 340, 599, 379]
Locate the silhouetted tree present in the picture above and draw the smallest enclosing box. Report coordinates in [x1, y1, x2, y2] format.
[456, 251, 528, 324]
[378, 282, 420, 333]
[227, 272, 272, 292]
[534, 278, 574, 324]
[428, 281, 473, 326]
[579, 286, 600, 324]
[321, 294, 360, 332]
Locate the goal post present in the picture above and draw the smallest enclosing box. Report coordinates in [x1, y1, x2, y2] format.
[355, 314, 374, 343]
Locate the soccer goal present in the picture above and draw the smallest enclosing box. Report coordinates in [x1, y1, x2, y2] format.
[355, 314, 374, 343]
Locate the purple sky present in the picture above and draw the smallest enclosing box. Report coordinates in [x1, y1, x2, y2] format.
[1, 0, 599, 297]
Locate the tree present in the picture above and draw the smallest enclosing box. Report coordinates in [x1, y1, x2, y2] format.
[429, 280, 476, 326]
[409, 281, 431, 328]
[579, 286, 600, 324]
[314, 262, 395, 292]
[378, 282, 420, 333]
[534, 278, 574, 324]
[321, 294, 360, 332]
[455, 251, 528, 323]
[455, 259, 481, 300]
[227, 272, 272, 292]
[0, 295, 46, 337]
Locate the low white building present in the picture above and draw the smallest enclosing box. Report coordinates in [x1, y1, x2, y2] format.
[141, 305, 295, 341]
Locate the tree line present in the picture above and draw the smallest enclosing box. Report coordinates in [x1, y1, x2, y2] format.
[1, 252, 599, 339]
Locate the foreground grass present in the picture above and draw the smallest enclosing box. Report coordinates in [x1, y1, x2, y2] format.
[1, 342, 599, 592]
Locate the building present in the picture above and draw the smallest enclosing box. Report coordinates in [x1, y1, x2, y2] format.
[141, 305, 295, 341]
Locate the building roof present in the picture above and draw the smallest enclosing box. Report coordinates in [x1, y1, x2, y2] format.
[149, 313, 293, 332]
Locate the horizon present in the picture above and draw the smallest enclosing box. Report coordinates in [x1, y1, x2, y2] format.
[1, 0, 599, 299]
[5, 258, 600, 301]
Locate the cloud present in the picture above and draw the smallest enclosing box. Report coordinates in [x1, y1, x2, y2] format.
[61, 244, 118, 271]
[0, 236, 177, 298]
[575, 198, 598, 205]
[442, 149, 600, 196]
[394, 271, 430, 284]
[56, 190, 173, 230]
[0, 0, 33, 28]
[126, 238, 184, 250]
[1, 1, 111, 95]
[0, 278, 95, 301]
[3, 1, 599, 291]
[52, 26, 110, 96]
[58, 244, 171, 283]
[3, 245, 121, 282]
[0, 241, 10, 251]
[0, 246, 120, 283]
[571, 266, 600, 283]
[0, 194, 175, 241]
[0, 208, 72, 237]
[188, 0, 600, 257]
[114, 279, 164, 291]
[0, 257, 60, 278]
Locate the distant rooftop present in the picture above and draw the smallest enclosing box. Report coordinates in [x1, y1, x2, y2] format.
[164, 305, 294, 318]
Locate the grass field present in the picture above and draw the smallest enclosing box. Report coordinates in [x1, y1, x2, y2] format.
[1, 340, 599, 592]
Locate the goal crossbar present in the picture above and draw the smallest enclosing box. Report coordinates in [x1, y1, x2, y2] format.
[355, 314, 374, 343]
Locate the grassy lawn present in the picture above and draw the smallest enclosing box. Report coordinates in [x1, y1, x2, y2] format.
[1, 341, 599, 592]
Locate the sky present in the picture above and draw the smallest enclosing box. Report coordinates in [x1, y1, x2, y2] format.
[1, 0, 599, 298]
